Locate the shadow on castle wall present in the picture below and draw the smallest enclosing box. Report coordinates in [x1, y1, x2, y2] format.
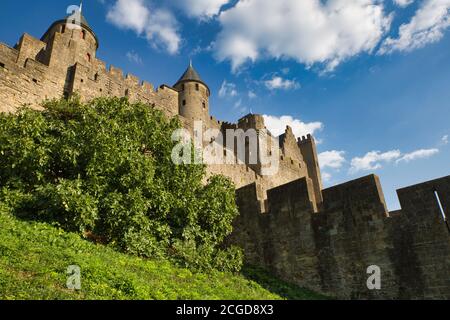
[229, 174, 450, 299]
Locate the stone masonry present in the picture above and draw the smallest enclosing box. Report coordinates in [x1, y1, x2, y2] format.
[1, 9, 449, 299]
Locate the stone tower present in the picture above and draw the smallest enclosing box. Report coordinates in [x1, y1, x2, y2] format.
[298, 134, 323, 205]
[40, 6, 98, 68]
[174, 61, 210, 122]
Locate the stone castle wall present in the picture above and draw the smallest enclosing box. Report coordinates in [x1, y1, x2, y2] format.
[229, 175, 450, 299]
[0, 29, 179, 118]
[2, 14, 449, 300]
[0, 22, 319, 201]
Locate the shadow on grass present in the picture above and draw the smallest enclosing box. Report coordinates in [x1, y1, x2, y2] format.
[241, 265, 331, 300]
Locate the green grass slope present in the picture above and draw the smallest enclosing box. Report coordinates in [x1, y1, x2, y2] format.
[0, 214, 327, 300]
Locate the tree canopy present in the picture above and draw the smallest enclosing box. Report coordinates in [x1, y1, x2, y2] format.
[0, 97, 242, 272]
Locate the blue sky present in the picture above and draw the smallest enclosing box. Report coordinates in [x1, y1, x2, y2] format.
[0, 0, 449, 210]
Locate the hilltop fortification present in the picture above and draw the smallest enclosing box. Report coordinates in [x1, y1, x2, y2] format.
[0, 9, 448, 299]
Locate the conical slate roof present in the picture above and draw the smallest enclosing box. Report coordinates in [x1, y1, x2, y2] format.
[41, 8, 98, 48]
[177, 65, 203, 83]
[174, 63, 209, 94]
[79, 13, 91, 28]
[65, 10, 91, 30]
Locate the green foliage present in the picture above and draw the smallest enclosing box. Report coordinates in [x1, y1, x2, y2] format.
[0, 214, 328, 300]
[0, 97, 241, 272]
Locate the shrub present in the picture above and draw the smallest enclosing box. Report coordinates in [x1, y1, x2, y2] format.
[0, 97, 242, 272]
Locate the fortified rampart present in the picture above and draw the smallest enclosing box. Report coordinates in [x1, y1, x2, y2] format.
[0, 11, 320, 201]
[229, 175, 450, 299]
[1, 8, 449, 299]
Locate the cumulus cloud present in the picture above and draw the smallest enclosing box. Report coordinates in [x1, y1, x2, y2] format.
[380, 0, 450, 54]
[350, 148, 439, 173]
[395, 148, 439, 163]
[107, 0, 181, 54]
[214, 0, 392, 71]
[169, 0, 230, 20]
[442, 135, 449, 144]
[319, 151, 346, 169]
[350, 150, 402, 173]
[393, 0, 415, 7]
[218, 80, 238, 98]
[107, 0, 149, 33]
[263, 115, 323, 139]
[264, 76, 301, 91]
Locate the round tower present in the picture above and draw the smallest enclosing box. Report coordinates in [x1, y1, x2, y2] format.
[40, 5, 98, 64]
[174, 62, 210, 122]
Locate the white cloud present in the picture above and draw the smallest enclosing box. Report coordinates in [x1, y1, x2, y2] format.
[218, 80, 238, 98]
[380, 0, 450, 54]
[263, 115, 323, 139]
[107, 0, 149, 33]
[322, 172, 332, 183]
[107, 0, 181, 55]
[233, 99, 248, 114]
[169, 0, 230, 20]
[248, 91, 257, 99]
[214, 0, 392, 72]
[442, 135, 449, 144]
[393, 0, 415, 7]
[395, 148, 439, 163]
[350, 148, 440, 173]
[350, 150, 402, 173]
[126, 51, 143, 64]
[264, 76, 301, 91]
[319, 151, 346, 169]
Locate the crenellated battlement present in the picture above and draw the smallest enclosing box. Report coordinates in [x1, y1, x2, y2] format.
[2, 8, 449, 300]
[229, 174, 450, 299]
[298, 133, 313, 145]
[0, 11, 321, 202]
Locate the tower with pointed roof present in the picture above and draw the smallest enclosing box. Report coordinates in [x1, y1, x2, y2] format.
[40, 4, 98, 67]
[174, 61, 210, 122]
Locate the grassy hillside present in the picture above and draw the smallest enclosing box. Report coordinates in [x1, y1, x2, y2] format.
[0, 214, 327, 300]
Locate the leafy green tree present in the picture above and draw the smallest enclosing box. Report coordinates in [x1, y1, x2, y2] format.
[0, 97, 242, 272]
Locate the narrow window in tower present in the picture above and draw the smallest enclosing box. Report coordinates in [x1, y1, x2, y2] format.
[86, 53, 91, 62]
[61, 25, 66, 34]
[94, 73, 99, 81]
[82, 30, 86, 39]
[182, 84, 185, 91]
[183, 100, 186, 106]
[196, 83, 199, 91]
[125, 89, 129, 96]
[202, 102, 206, 109]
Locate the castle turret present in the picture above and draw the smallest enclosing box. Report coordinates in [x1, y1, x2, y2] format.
[39, 5, 98, 67]
[174, 62, 210, 122]
[298, 134, 323, 205]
